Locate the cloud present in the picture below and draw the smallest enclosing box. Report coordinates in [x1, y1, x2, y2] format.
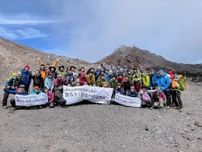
[0, 27, 18, 40]
[0, 14, 62, 25]
[0, 13, 55, 40]
[16, 28, 48, 39]
[0, 27, 47, 40]
[54, 0, 202, 63]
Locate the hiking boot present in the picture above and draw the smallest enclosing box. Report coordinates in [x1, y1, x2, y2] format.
[49, 102, 55, 108]
[178, 109, 183, 112]
[2, 99, 8, 107]
[10, 99, 16, 108]
[160, 103, 164, 108]
[3, 106, 9, 109]
[2, 92, 9, 107]
[154, 102, 159, 109]
[2, 103, 7, 107]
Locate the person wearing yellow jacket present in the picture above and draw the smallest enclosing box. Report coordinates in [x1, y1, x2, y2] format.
[86, 69, 95, 86]
[131, 69, 141, 83]
[178, 74, 188, 91]
[141, 72, 150, 88]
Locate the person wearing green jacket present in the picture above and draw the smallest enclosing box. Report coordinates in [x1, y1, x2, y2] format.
[96, 75, 107, 87]
[110, 76, 118, 90]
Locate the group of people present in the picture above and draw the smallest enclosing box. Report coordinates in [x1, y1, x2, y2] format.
[2, 58, 187, 111]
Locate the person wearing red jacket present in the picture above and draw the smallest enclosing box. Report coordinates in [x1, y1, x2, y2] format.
[79, 67, 87, 85]
[168, 68, 175, 80]
[54, 75, 66, 106]
[117, 74, 124, 83]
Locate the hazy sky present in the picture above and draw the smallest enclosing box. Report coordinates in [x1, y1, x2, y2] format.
[0, 0, 202, 63]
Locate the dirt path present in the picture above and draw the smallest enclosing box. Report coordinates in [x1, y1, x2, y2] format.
[0, 83, 201, 152]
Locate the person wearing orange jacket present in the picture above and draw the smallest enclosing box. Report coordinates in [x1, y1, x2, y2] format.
[39, 64, 47, 81]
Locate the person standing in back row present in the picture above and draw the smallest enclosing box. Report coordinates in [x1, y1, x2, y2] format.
[157, 69, 171, 108]
[44, 72, 55, 108]
[21, 64, 32, 92]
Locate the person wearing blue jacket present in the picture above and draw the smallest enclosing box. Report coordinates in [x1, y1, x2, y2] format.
[44, 73, 55, 108]
[105, 70, 114, 82]
[45, 74, 54, 91]
[157, 69, 172, 107]
[150, 69, 159, 89]
[21, 65, 32, 92]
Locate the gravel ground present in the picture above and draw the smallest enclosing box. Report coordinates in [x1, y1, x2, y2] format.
[0, 83, 202, 152]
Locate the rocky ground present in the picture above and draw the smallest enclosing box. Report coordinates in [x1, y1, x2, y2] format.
[0, 83, 201, 152]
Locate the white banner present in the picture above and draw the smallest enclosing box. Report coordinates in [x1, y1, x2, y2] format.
[63, 85, 113, 105]
[113, 93, 141, 108]
[15, 93, 48, 107]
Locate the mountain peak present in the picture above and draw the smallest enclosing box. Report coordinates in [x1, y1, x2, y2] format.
[97, 45, 170, 68]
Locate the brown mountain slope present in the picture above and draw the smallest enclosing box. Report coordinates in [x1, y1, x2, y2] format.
[0, 38, 90, 82]
[97, 45, 172, 68]
[97, 45, 202, 81]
